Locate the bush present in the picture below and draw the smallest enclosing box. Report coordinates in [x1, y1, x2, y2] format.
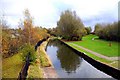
[72, 37, 78, 41]
[19, 44, 37, 63]
[62, 36, 69, 40]
[94, 21, 120, 41]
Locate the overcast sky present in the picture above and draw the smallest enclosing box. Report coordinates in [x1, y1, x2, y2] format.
[0, 0, 119, 30]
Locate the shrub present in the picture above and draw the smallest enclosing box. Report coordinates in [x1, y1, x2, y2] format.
[72, 37, 78, 41]
[94, 21, 120, 41]
[19, 44, 37, 64]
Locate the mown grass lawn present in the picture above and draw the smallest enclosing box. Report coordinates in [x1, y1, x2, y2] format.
[66, 43, 112, 63]
[2, 53, 24, 78]
[67, 34, 119, 57]
[66, 43, 119, 69]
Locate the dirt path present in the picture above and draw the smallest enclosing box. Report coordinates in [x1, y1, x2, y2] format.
[70, 43, 120, 61]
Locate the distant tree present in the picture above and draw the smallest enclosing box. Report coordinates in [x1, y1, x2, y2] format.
[94, 21, 120, 41]
[31, 27, 49, 45]
[94, 23, 102, 34]
[47, 27, 60, 37]
[85, 27, 92, 34]
[57, 10, 86, 41]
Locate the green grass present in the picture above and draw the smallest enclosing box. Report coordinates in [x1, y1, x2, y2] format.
[2, 53, 24, 78]
[67, 43, 112, 63]
[39, 42, 51, 67]
[67, 34, 119, 57]
[66, 43, 120, 69]
[39, 51, 51, 67]
[65, 34, 120, 69]
[27, 64, 43, 79]
[27, 41, 51, 79]
[109, 60, 120, 69]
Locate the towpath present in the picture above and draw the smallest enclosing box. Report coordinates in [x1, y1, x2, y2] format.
[70, 43, 120, 61]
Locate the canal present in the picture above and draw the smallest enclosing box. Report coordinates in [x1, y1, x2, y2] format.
[46, 39, 112, 78]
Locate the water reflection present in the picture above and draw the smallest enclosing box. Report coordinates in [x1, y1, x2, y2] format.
[48, 40, 82, 74]
[46, 39, 112, 78]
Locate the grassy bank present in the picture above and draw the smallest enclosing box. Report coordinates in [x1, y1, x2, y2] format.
[27, 40, 52, 79]
[39, 50, 51, 67]
[27, 64, 43, 79]
[67, 43, 112, 63]
[2, 40, 52, 79]
[65, 34, 120, 69]
[2, 53, 24, 78]
[67, 34, 119, 57]
[39, 41, 52, 67]
[66, 42, 120, 69]
[26, 51, 43, 79]
[66, 43, 120, 69]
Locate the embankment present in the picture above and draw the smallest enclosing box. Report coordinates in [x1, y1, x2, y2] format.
[27, 39, 58, 78]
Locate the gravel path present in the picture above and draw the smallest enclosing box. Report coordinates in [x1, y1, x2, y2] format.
[70, 43, 120, 61]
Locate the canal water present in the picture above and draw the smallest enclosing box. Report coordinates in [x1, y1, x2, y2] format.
[46, 40, 112, 78]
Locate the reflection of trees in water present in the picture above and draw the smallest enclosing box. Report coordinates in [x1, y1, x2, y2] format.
[48, 39, 82, 74]
[48, 39, 62, 47]
[57, 45, 82, 74]
[48, 40, 81, 73]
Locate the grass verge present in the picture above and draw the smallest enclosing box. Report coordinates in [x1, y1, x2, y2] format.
[39, 41, 52, 67]
[66, 43, 119, 69]
[27, 40, 52, 79]
[27, 64, 43, 79]
[2, 53, 24, 78]
[69, 34, 119, 57]
[39, 51, 51, 67]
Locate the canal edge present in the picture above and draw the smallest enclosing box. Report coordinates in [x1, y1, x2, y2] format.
[40, 39, 59, 78]
[59, 39, 120, 79]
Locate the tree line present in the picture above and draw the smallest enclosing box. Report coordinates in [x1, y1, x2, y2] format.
[94, 21, 120, 41]
[48, 10, 119, 42]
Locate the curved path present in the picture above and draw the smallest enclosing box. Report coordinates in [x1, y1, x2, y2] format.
[70, 43, 120, 61]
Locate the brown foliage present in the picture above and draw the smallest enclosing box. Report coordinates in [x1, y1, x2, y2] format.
[1, 9, 50, 58]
